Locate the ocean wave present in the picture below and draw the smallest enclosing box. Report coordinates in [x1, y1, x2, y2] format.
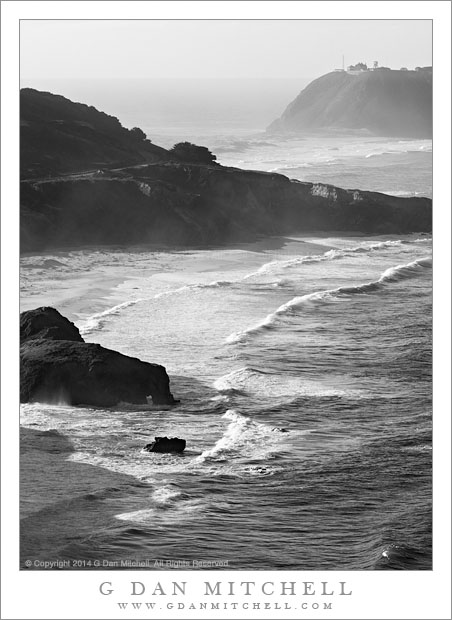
[196, 409, 285, 464]
[115, 497, 204, 524]
[409, 237, 432, 244]
[80, 279, 233, 334]
[268, 163, 312, 172]
[152, 485, 182, 504]
[365, 146, 431, 159]
[213, 367, 362, 400]
[154, 280, 232, 299]
[227, 257, 431, 344]
[381, 190, 426, 197]
[242, 240, 405, 280]
[213, 367, 268, 395]
[79, 299, 143, 336]
[365, 151, 402, 159]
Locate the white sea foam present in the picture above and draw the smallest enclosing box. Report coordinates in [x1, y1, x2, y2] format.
[196, 409, 284, 464]
[115, 496, 204, 524]
[241, 240, 405, 281]
[227, 256, 431, 344]
[410, 237, 432, 244]
[79, 299, 143, 336]
[268, 163, 312, 172]
[214, 367, 361, 400]
[152, 485, 182, 504]
[153, 280, 232, 299]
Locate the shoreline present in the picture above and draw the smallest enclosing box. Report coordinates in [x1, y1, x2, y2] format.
[19, 232, 430, 323]
[19, 230, 413, 258]
[20, 235, 336, 321]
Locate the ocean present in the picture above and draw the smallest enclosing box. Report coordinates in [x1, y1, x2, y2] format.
[20, 126, 432, 571]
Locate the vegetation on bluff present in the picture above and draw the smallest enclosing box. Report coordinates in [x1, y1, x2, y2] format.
[169, 142, 217, 165]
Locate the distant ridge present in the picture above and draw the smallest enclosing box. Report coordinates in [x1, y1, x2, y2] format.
[268, 68, 432, 138]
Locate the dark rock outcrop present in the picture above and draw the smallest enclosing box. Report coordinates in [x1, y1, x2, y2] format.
[20, 307, 176, 407]
[268, 68, 432, 138]
[20, 306, 83, 343]
[144, 437, 186, 453]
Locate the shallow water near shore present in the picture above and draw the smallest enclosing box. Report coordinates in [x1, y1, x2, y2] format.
[20, 231, 432, 570]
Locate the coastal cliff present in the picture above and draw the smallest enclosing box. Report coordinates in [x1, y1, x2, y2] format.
[20, 89, 432, 253]
[21, 163, 431, 252]
[268, 68, 432, 138]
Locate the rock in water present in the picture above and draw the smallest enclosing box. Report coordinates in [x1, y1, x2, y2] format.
[20, 306, 83, 343]
[144, 437, 186, 453]
[20, 307, 176, 407]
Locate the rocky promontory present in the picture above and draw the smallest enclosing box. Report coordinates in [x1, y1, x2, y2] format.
[268, 68, 432, 138]
[20, 307, 176, 407]
[20, 88, 432, 253]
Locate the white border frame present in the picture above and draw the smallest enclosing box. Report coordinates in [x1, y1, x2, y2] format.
[2, 3, 451, 619]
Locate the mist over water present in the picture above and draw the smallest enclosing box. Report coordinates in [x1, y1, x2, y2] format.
[20, 77, 309, 135]
[20, 233, 432, 570]
[21, 77, 432, 198]
[19, 76, 432, 570]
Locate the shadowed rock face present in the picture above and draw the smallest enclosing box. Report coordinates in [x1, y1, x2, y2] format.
[20, 307, 176, 407]
[20, 306, 84, 343]
[144, 437, 186, 453]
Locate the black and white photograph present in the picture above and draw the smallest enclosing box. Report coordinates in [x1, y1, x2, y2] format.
[1, 2, 451, 619]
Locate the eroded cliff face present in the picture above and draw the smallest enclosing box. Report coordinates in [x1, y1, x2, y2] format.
[20, 162, 431, 253]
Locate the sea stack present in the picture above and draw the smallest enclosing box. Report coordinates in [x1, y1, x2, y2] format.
[20, 307, 177, 407]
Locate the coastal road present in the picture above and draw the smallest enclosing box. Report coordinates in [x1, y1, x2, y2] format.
[20, 163, 153, 184]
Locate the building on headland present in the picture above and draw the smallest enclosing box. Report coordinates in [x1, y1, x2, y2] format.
[336, 60, 429, 76]
[346, 61, 395, 75]
[347, 62, 368, 75]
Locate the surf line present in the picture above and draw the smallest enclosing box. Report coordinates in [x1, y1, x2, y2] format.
[226, 256, 432, 344]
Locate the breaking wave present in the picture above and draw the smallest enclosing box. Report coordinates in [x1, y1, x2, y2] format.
[214, 367, 362, 400]
[242, 240, 405, 279]
[79, 299, 143, 336]
[196, 409, 286, 464]
[227, 257, 431, 343]
[154, 280, 232, 299]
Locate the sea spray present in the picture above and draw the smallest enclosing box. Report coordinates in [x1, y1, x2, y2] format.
[196, 409, 285, 464]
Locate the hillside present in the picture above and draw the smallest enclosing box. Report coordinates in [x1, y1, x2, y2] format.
[20, 88, 170, 178]
[20, 89, 431, 252]
[268, 69, 432, 138]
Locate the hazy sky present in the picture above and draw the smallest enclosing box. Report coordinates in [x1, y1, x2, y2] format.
[21, 20, 432, 81]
